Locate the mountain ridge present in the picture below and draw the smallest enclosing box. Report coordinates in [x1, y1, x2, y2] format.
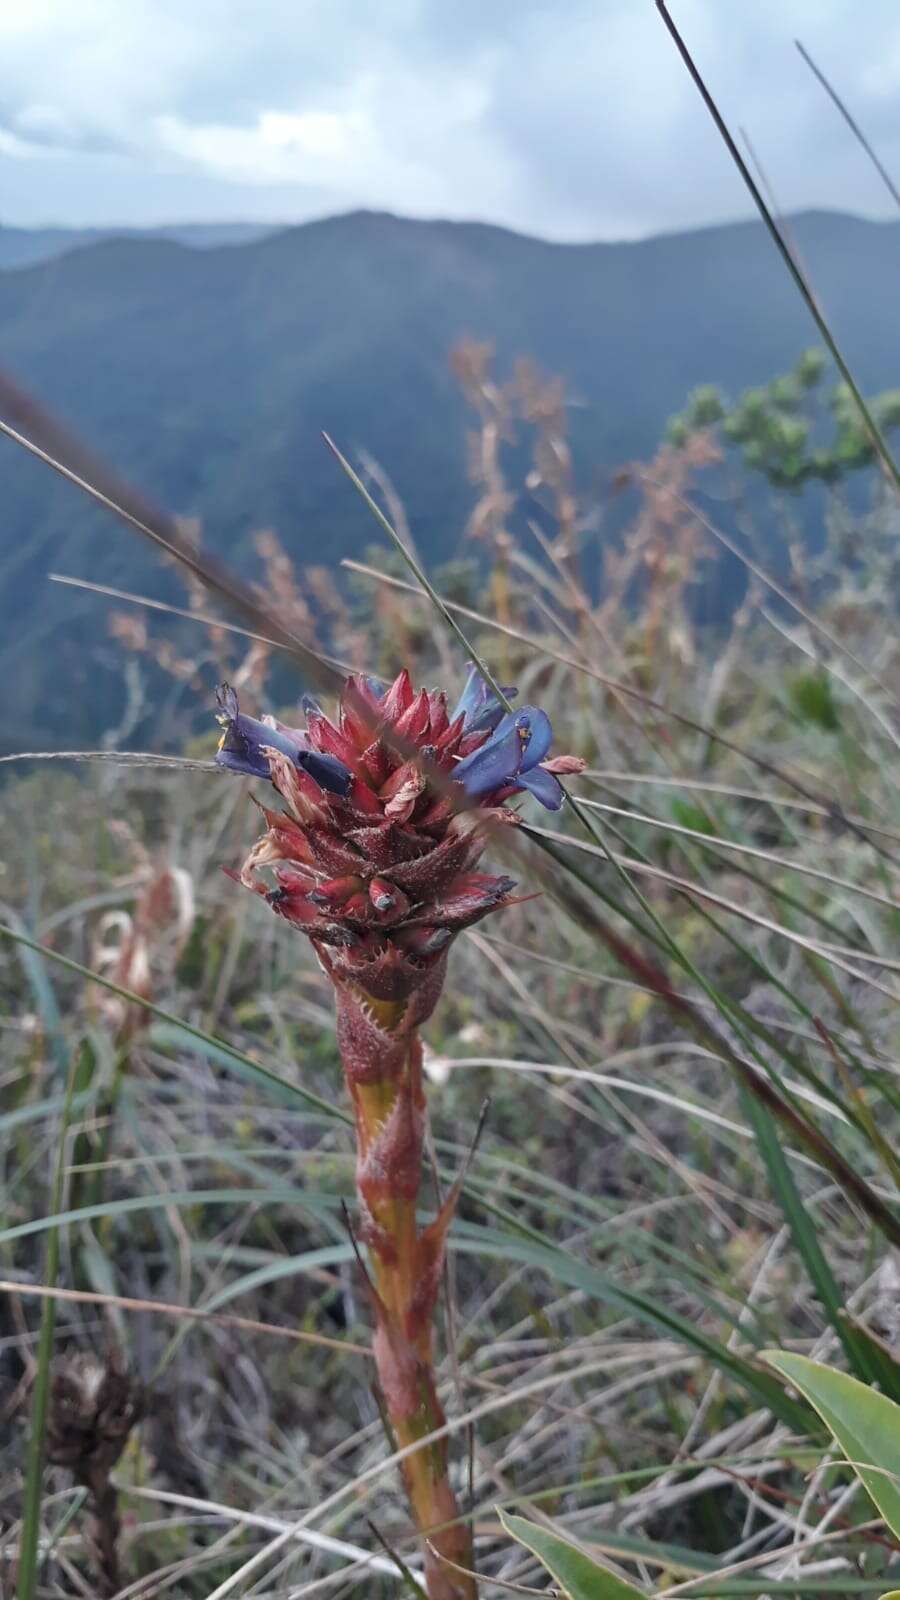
[2, 204, 898, 273]
[0, 220, 281, 272]
[1, 205, 898, 747]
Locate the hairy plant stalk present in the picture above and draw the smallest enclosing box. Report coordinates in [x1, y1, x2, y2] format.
[342, 1008, 475, 1599]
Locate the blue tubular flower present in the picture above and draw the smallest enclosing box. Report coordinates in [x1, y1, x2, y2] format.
[452, 706, 564, 810]
[215, 685, 353, 796]
[516, 763, 564, 809]
[451, 666, 517, 734]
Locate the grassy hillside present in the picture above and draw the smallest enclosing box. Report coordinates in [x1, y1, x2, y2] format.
[1, 464, 897, 1595]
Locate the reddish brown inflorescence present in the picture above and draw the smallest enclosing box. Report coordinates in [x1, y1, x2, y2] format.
[216, 666, 582, 1599]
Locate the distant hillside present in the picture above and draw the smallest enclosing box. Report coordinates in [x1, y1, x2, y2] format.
[1, 206, 899, 746]
[0, 221, 280, 271]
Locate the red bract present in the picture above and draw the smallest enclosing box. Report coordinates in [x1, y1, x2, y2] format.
[229, 670, 521, 1020]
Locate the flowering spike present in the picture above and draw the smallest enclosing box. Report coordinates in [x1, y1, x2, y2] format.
[215, 666, 581, 1600]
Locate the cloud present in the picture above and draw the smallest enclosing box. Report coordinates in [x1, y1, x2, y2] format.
[0, 0, 899, 236]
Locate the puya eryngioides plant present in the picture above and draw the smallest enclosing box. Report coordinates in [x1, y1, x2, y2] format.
[215, 666, 583, 1599]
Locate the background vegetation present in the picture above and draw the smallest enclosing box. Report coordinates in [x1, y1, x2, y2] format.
[1, 332, 897, 1595]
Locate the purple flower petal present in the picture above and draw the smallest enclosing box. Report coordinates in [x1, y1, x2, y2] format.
[518, 766, 565, 810]
[215, 685, 352, 795]
[453, 707, 554, 798]
[451, 666, 517, 734]
[215, 743, 272, 779]
[516, 708, 553, 770]
[216, 706, 300, 778]
[295, 748, 353, 796]
[453, 712, 524, 797]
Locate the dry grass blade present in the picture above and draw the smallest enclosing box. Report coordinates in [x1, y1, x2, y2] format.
[655, 1, 900, 496]
[655, 1517, 886, 1596]
[0, 751, 221, 771]
[325, 433, 512, 711]
[528, 824, 900, 981]
[795, 38, 900, 211]
[0, 370, 343, 691]
[582, 772, 900, 843]
[48, 571, 354, 672]
[423, 1540, 534, 1596]
[575, 799, 900, 911]
[0, 1280, 370, 1357]
[121, 1484, 416, 1580]
[523, 857, 900, 1247]
[638, 474, 900, 711]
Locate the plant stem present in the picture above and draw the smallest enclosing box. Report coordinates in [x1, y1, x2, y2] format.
[340, 1011, 476, 1600]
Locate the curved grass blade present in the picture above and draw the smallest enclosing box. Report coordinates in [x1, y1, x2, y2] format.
[655, 0, 900, 496]
[0, 1186, 345, 1252]
[795, 39, 900, 213]
[499, 1511, 647, 1599]
[738, 1084, 898, 1396]
[762, 1351, 900, 1536]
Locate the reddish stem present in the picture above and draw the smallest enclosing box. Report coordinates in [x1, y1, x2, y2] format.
[338, 994, 476, 1600]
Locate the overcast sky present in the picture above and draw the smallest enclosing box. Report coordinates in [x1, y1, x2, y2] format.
[3, 1, 900, 240]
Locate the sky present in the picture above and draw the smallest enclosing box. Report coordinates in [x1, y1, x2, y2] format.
[3, 1, 900, 241]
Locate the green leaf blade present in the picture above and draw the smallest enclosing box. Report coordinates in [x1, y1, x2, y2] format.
[499, 1510, 648, 1599]
[762, 1350, 900, 1537]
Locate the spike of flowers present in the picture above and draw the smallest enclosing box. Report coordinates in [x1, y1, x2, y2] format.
[215, 666, 583, 1600]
